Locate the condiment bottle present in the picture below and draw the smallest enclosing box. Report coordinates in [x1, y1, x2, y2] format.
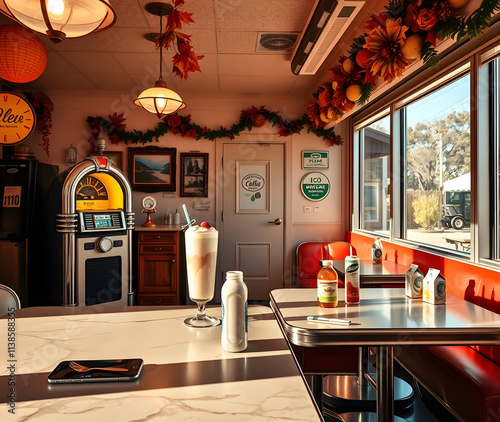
[221, 271, 248, 352]
[317, 260, 338, 308]
[372, 237, 383, 264]
[345, 256, 360, 304]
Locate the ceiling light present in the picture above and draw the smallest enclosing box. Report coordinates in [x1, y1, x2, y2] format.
[0, 0, 116, 43]
[133, 2, 186, 118]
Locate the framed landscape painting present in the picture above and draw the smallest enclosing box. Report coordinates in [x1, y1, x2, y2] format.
[128, 146, 176, 192]
[180, 152, 208, 197]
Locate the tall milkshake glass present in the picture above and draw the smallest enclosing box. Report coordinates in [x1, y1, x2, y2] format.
[184, 223, 221, 327]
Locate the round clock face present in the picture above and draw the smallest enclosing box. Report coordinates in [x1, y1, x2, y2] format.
[0, 92, 36, 145]
[76, 176, 109, 200]
[142, 196, 156, 210]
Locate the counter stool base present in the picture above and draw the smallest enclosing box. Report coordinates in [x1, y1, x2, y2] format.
[339, 411, 409, 422]
[323, 374, 414, 411]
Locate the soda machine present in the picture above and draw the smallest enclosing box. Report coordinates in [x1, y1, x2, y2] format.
[0, 159, 59, 306]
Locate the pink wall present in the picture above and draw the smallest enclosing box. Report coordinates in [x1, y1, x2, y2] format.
[347, 232, 500, 314]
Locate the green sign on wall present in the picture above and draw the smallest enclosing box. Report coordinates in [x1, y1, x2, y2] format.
[300, 172, 330, 201]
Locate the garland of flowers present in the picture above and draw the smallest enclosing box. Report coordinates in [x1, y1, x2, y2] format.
[306, 0, 500, 129]
[86, 106, 341, 150]
[155, 0, 203, 80]
[24, 91, 53, 158]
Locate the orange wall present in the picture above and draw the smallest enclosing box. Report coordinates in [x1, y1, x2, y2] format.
[347, 232, 500, 314]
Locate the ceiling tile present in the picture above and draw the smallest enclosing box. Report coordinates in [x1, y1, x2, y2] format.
[44, 73, 99, 90]
[86, 73, 137, 90]
[217, 54, 292, 76]
[214, 0, 314, 31]
[217, 31, 258, 54]
[220, 75, 300, 95]
[63, 52, 126, 74]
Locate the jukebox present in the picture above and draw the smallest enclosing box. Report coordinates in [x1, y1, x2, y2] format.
[56, 155, 134, 306]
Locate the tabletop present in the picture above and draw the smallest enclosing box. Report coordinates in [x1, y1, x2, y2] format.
[0, 305, 322, 422]
[270, 288, 500, 347]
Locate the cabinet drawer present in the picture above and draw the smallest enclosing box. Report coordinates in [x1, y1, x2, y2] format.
[139, 232, 177, 243]
[139, 294, 177, 306]
[140, 244, 176, 254]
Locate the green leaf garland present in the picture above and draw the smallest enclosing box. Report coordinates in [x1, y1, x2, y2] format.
[86, 106, 342, 150]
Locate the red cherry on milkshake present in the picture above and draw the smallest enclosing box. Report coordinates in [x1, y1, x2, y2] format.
[200, 221, 211, 229]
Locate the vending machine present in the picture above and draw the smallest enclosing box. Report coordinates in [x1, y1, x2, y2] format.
[54, 155, 135, 306]
[0, 159, 59, 307]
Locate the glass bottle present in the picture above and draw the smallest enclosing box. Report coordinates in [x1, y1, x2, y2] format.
[372, 237, 383, 264]
[317, 260, 338, 308]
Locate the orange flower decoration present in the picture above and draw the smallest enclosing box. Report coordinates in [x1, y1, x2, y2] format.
[363, 21, 409, 83]
[414, 8, 438, 31]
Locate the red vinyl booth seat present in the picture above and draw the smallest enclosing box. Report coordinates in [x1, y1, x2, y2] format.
[296, 241, 356, 288]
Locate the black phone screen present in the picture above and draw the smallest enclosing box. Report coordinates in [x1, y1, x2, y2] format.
[47, 359, 143, 384]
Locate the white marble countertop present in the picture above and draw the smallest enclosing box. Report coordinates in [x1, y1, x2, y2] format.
[0, 305, 322, 421]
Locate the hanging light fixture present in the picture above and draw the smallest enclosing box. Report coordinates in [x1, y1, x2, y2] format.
[0, 24, 47, 83]
[0, 0, 116, 43]
[133, 2, 186, 118]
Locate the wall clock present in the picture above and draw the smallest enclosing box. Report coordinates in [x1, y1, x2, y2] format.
[0, 92, 36, 145]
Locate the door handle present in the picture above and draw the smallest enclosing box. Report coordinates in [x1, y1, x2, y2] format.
[268, 218, 282, 225]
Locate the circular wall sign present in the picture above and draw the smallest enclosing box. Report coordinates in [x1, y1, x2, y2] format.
[300, 172, 330, 201]
[0, 92, 36, 145]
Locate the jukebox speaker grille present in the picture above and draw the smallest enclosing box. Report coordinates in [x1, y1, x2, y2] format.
[85, 256, 122, 305]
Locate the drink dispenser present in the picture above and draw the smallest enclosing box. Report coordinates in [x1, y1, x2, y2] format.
[56, 156, 134, 306]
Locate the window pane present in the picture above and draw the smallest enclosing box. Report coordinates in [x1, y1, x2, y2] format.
[359, 115, 390, 235]
[404, 75, 470, 252]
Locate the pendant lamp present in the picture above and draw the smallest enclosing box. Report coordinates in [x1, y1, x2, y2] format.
[133, 2, 186, 118]
[0, 0, 116, 43]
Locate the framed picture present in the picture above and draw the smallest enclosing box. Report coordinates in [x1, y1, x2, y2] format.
[128, 146, 176, 192]
[180, 152, 208, 197]
[104, 151, 123, 170]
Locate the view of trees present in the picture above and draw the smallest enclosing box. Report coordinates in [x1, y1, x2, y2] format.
[407, 110, 470, 191]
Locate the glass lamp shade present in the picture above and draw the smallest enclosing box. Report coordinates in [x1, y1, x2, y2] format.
[134, 80, 186, 118]
[0, 0, 116, 43]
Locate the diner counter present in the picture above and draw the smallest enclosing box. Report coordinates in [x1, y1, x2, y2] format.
[0, 305, 322, 421]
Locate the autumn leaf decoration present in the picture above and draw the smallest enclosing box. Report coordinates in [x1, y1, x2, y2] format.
[155, 0, 203, 80]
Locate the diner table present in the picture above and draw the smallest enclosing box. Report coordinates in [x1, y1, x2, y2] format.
[327, 260, 412, 412]
[0, 305, 322, 421]
[270, 287, 500, 422]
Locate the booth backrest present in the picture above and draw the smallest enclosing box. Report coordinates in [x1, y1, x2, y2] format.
[296, 241, 356, 288]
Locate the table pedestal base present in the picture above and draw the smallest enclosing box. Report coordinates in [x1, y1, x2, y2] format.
[339, 412, 408, 422]
[323, 374, 414, 411]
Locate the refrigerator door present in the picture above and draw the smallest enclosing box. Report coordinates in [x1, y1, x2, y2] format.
[0, 239, 27, 306]
[0, 160, 35, 239]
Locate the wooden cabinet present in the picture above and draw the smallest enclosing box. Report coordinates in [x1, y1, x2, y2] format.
[137, 230, 180, 305]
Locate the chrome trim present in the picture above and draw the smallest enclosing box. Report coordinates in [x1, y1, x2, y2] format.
[269, 291, 500, 347]
[59, 157, 135, 306]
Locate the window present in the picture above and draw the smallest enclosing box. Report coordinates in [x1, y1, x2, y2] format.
[354, 114, 390, 236]
[401, 74, 471, 252]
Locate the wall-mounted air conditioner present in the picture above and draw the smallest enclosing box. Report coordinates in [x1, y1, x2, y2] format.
[291, 0, 365, 75]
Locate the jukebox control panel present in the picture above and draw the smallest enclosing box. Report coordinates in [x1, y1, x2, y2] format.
[79, 211, 126, 233]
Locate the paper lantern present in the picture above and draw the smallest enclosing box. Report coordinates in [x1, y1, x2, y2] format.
[0, 24, 47, 83]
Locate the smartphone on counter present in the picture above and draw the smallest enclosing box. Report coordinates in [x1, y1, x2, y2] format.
[47, 359, 144, 384]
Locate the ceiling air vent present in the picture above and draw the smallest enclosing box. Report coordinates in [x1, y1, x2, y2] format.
[256, 32, 299, 53]
[291, 0, 365, 75]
